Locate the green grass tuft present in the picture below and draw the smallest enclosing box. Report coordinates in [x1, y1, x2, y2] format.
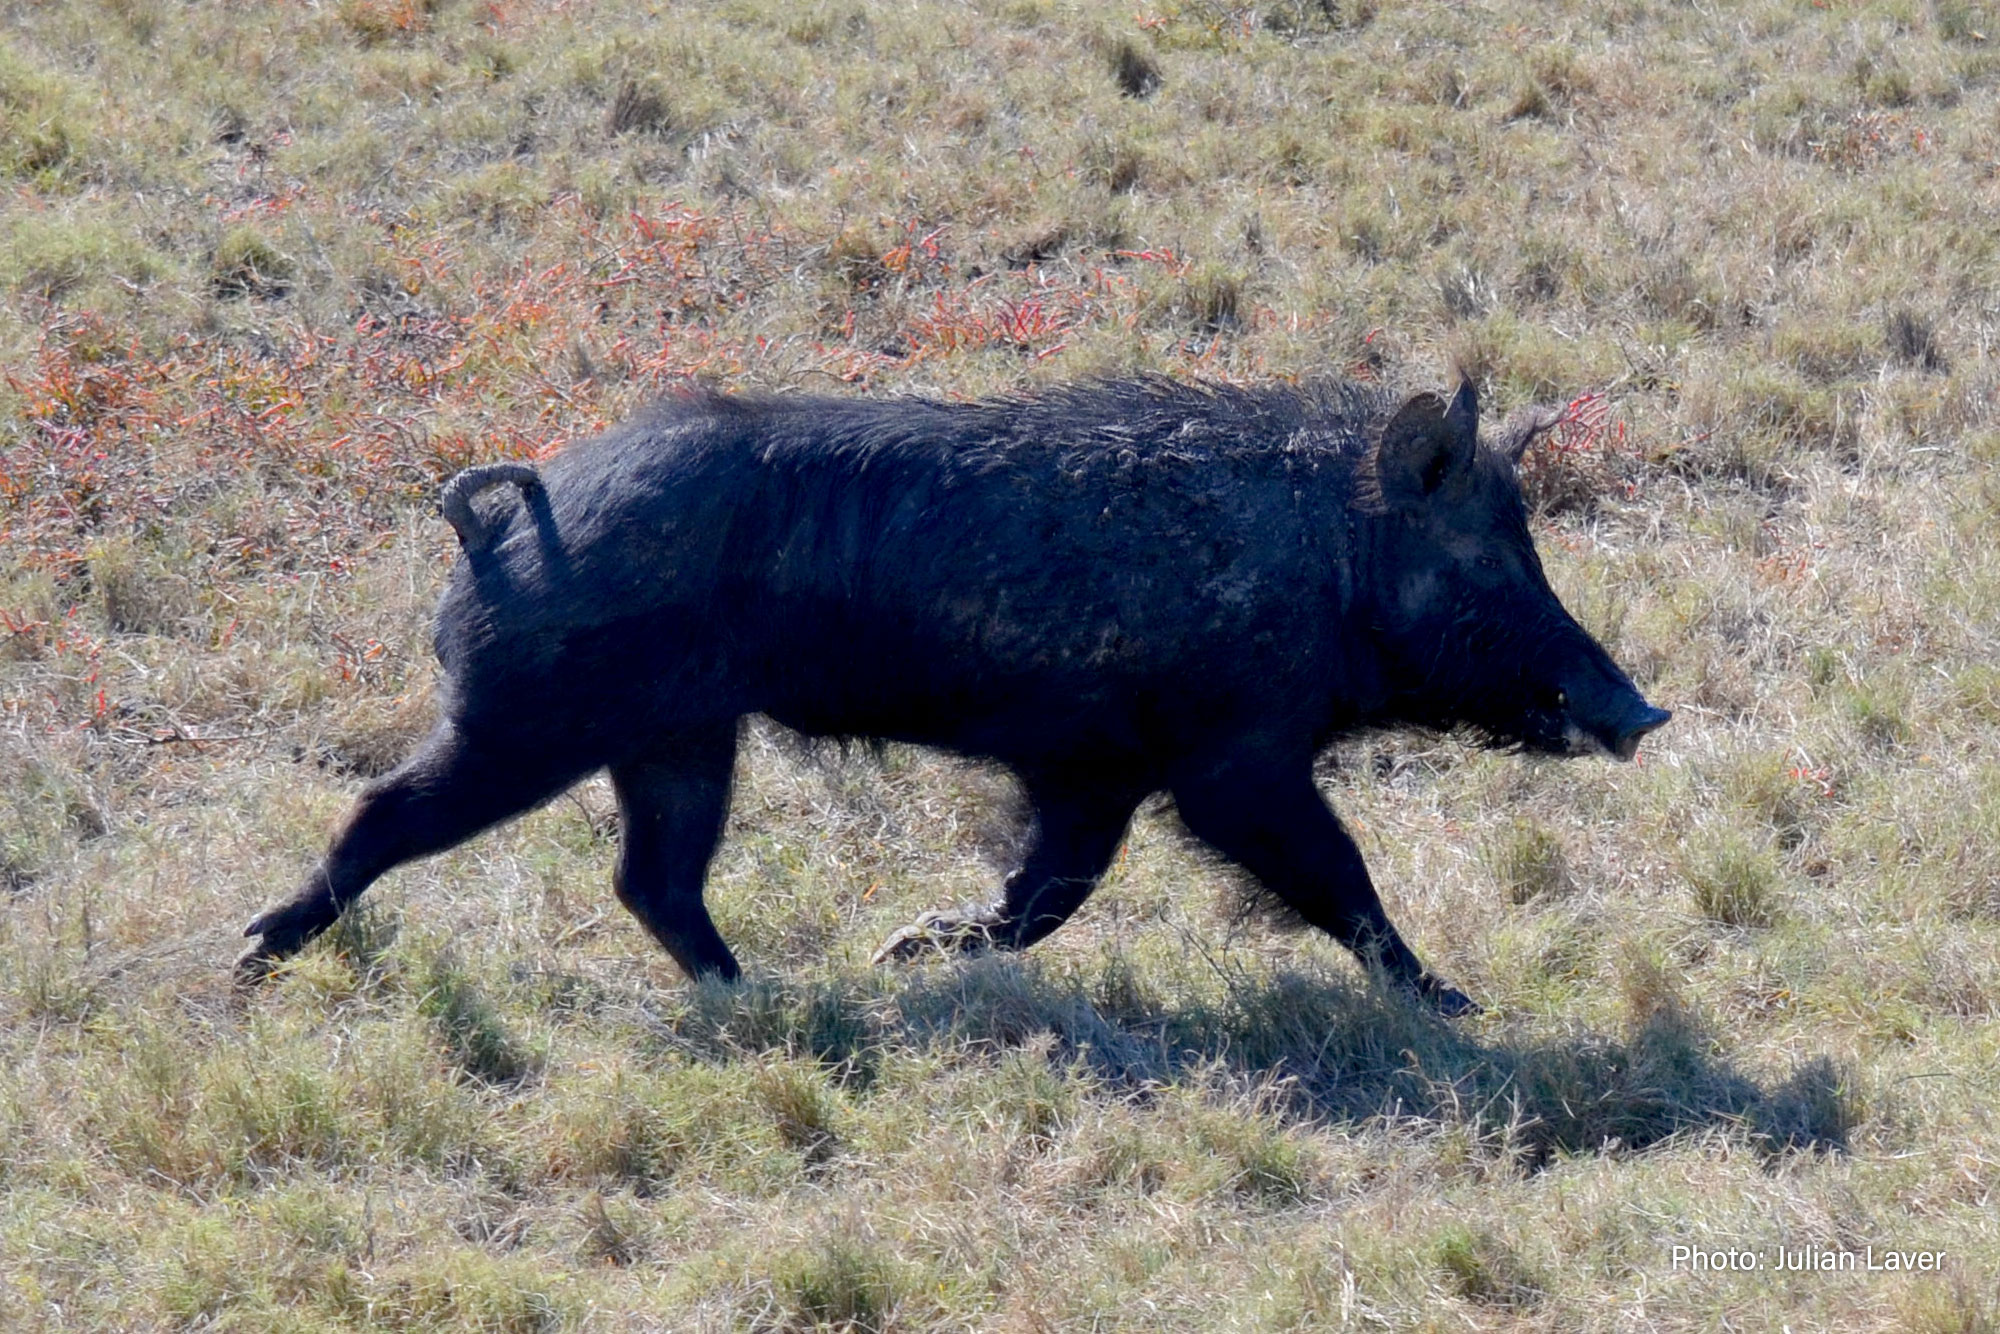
[1484, 817, 1573, 905]
[769, 1231, 917, 1333]
[1434, 1223, 1545, 1307]
[210, 225, 295, 300]
[418, 946, 540, 1086]
[1682, 829, 1784, 929]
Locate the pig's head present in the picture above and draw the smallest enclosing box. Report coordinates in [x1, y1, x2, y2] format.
[1359, 379, 1670, 761]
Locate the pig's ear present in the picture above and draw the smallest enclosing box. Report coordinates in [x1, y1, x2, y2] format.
[1377, 379, 1478, 501]
[1495, 404, 1563, 463]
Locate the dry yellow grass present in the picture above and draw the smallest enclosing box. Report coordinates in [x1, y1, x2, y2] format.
[5, 0, 2000, 1328]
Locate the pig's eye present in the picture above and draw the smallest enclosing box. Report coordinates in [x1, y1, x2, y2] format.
[1554, 688, 1569, 710]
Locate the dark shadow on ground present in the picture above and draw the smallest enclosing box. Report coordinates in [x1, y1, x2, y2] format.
[645, 953, 1854, 1167]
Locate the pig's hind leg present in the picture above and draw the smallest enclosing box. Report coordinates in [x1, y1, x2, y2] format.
[239, 721, 592, 980]
[874, 776, 1143, 964]
[606, 737, 741, 981]
[1171, 756, 1477, 1016]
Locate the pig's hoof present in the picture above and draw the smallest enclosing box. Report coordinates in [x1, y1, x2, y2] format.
[1417, 977, 1482, 1018]
[234, 900, 334, 985]
[871, 911, 998, 965]
[234, 939, 287, 987]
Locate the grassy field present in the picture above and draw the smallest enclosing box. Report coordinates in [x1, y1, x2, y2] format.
[5, 0, 2000, 1328]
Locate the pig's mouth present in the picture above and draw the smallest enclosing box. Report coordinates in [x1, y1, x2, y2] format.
[1385, 622, 1671, 763]
[1607, 703, 1674, 759]
[1553, 694, 1673, 761]
[1497, 690, 1673, 762]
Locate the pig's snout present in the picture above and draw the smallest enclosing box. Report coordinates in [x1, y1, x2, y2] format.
[1564, 684, 1671, 761]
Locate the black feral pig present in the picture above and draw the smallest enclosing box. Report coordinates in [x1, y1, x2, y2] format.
[243, 375, 1669, 1014]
